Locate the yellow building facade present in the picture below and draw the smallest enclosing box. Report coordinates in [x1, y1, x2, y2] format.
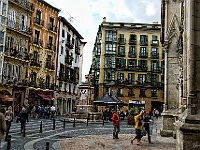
[91, 17, 164, 113]
[1, 0, 33, 108]
[27, 0, 59, 107]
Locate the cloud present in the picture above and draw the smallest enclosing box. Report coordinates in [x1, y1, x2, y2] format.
[45, 0, 161, 81]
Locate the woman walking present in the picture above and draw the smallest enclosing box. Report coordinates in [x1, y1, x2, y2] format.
[5, 106, 14, 141]
[0, 106, 6, 148]
[19, 107, 29, 134]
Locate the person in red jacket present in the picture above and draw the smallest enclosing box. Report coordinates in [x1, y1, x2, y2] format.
[111, 109, 120, 139]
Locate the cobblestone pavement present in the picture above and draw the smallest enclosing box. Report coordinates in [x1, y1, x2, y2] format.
[58, 118, 176, 150]
[0, 116, 176, 150]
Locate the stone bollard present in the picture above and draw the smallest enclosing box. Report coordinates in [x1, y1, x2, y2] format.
[46, 142, 49, 150]
[40, 121, 42, 133]
[63, 119, 65, 129]
[6, 135, 11, 150]
[52, 118, 55, 130]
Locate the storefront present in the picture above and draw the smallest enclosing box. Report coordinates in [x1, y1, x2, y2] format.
[129, 100, 145, 110]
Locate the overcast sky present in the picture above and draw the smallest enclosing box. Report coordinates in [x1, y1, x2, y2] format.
[46, 0, 161, 81]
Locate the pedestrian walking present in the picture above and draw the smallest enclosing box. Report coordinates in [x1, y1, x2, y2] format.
[19, 107, 29, 133]
[111, 109, 120, 139]
[50, 105, 56, 119]
[130, 110, 143, 145]
[141, 112, 152, 143]
[5, 106, 14, 141]
[0, 106, 6, 148]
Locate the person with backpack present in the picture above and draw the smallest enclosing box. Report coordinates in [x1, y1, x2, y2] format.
[0, 105, 6, 148]
[130, 110, 143, 145]
[5, 106, 14, 141]
[19, 107, 29, 134]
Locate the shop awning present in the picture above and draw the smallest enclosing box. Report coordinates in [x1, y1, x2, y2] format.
[38, 94, 49, 100]
[0, 91, 16, 101]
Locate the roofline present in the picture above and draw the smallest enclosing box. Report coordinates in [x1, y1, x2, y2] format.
[38, 0, 60, 12]
[59, 16, 84, 39]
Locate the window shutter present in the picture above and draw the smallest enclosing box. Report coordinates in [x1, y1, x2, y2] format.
[123, 58, 126, 66]
[138, 60, 141, 66]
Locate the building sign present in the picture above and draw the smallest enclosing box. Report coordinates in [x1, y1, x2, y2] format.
[129, 100, 145, 104]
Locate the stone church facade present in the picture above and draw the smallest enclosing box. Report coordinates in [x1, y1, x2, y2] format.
[161, 0, 200, 149]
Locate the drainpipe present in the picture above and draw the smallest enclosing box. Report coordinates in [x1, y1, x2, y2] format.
[54, 17, 61, 106]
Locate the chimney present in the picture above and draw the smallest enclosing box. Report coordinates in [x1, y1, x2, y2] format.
[103, 17, 106, 22]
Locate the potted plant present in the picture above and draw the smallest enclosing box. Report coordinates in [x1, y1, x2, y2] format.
[127, 107, 138, 125]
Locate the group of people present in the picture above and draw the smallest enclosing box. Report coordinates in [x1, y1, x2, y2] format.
[31, 105, 56, 119]
[111, 108, 153, 145]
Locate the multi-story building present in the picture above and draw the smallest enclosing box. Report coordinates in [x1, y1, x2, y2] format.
[55, 16, 86, 115]
[1, 0, 33, 107]
[91, 17, 164, 112]
[27, 0, 59, 107]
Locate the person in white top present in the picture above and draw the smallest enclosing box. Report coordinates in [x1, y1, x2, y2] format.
[50, 105, 56, 119]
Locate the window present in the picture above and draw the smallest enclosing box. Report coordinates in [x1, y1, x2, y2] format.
[61, 46, 63, 54]
[151, 60, 159, 70]
[140, 35, 148, 45]
[118, 46, 125, 56]
[104, 70, 115, 80]
[62, 29, 65, 38]
[105, 43, 116, 54]
[138, 74, 146, 83]
[117, 88, 123, 96]
[128, 59, 136, 67]
[128, 73, 135, 83]
[34, 30, 40, 44]
[128, 88, 134, 96]
[117, 72, 124, 81]
[36, 10, 41, 24]
[69, 84, 71, 93]
[130, 34, 136, 41]
[96, 45, 101, 55]
[116, 58, 126, 68]
[118, 34, 125, 43]
[151, 89, 157, 97]
[48, 36, 53, 49]
[139, 89, 146, 97]
[106, 87, 111, 95]
[152, 74, 158, 85]
[104, 57, 115, 68]
[138, 60, 147, 68]
[105, 30, 116, 42]
[31, 72, 37, 83]
[18, 39, 24, 54]
[0, 32, 4, 45]
[49, 17, 54, 30]
[19, 14, 27, 31]
[8, 9, 16, 28]
[140, 47, 147, 56]
[129, 46, 136, 56]
[2, 3, 7, 16]
[33, 51, 38, 62]
[46, 75, 50, 88]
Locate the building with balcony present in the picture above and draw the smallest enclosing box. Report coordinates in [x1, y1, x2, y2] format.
[28, 0, 60, 107]
[55, 16, 86, 115]
[0, 0, 33, 108]
[90, 17, 164, 112]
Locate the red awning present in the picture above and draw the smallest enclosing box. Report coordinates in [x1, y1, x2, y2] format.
[38, 94, 50, 100]
[47, 95, 54, 100]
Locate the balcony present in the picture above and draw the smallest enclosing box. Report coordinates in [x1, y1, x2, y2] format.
[30, 60, 41, 68]
[135, 66, 148, 72]
[151, 67, 162, 73]
[151, 40, 159, 46]
[117, 53, 125, 57]
[66, 41, 74, 49]
[7, 21, 32, 35]
[127, 65, 137, 71]
[58, 72, 65, 81]
[34, 17, 45, 26]
[10, 0, 34, 11]
[129, 39, 137, 45]
[140, 41, 148, 46]
[118, 38, 126, 45]
[128, 52, 136, 58]
[46, 43, 56, 51]
[45, 61, 55, 70]
[65, 56, 73, 65]
[151, 52, 159, 59]
[139, 52, 148, 58]
[33, 38, 43, 47]
[48, 24, 57, 33]
[116, 79, 126, 85]
[75, 46, 80, 55]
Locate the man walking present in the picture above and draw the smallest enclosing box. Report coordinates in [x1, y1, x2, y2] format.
[0, 106, 6, 148]
[111, 109, 120, 139]
[143, 112, 152, 143]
